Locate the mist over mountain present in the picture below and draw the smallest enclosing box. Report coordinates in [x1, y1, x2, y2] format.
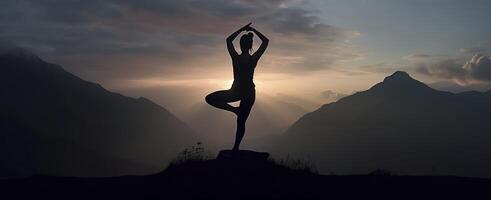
[274, 71, 491, 177]
[117, 86, 313, 150]
[185, 94, 308, 149]
[429, 80, 491, 93]
[0, 47, 197, 178]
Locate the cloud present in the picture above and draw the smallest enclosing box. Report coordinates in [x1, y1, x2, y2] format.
[459, 47, 487, 54]
[319, 90, 347, 101]
[416, 54, 491, 84]
[428, 80, 491, 93]
[463, 54, 491, 82]
[402, 54, 449, 61]
[0, 0, 359, 83]
[357, 62, 400, 74]
[403, 54, 433, 60]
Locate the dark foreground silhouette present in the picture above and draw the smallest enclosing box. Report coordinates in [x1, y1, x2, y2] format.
[2, 152, 491, 199]
[206, 23, 269, 151]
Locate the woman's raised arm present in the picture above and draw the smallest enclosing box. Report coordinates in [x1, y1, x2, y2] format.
[250, 27, 269, 60]
[227, 23, 251, 57]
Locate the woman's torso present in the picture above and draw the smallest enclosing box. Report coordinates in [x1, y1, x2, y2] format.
[231, 54, 257, 92]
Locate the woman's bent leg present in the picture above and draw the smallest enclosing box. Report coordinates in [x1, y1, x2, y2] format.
[232, 90, 255, 151]
[205, 90, 240, 114]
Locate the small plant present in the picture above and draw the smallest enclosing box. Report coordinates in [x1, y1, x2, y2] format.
[171, 142, 212, 165]
[271, 156, 318, 174]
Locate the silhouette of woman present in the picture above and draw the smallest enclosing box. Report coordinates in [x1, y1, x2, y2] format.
[205, 23, 269, 151]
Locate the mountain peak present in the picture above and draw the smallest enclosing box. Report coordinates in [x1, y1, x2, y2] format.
[385, 71, 411, 81]
[369, 71, 434, 94]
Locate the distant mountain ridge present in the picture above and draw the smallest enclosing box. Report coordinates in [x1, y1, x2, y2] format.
[276, 71, 491, 177]
[0, 46, 196, 178]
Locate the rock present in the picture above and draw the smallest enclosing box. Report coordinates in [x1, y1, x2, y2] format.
[217, 150, 269, 161]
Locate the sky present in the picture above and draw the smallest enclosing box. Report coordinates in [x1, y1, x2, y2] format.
[2, 0, 491, 115]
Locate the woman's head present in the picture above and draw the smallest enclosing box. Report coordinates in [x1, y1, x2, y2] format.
[240, 32, 253, 54]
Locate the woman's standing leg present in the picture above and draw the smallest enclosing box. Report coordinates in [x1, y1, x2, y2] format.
[232, 90, 255, 151]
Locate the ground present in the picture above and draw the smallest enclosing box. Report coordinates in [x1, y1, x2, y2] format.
[1, 152, 490, 199]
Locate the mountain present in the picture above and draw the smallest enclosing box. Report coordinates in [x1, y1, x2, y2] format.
[275, 71, 491, 177]
[0, 46, 196, 178]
